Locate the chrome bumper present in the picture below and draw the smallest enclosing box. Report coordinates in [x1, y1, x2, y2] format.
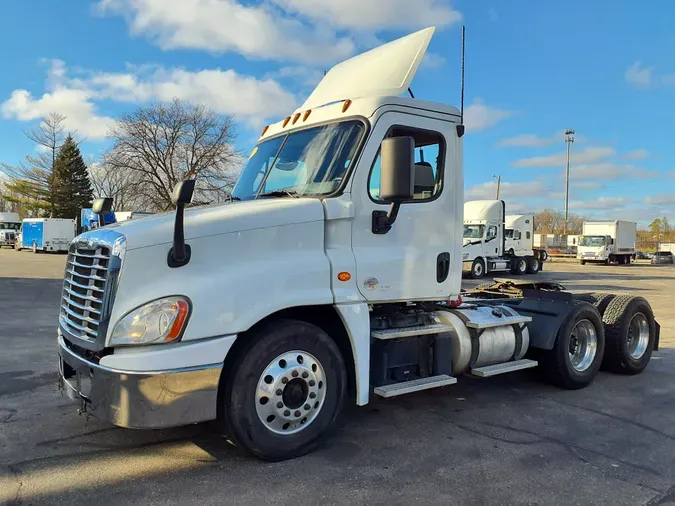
[58, 337, 222, 429]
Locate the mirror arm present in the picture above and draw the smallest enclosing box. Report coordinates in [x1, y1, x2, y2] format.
[372, 201, 402, 234]
[167, 203, 191, 268]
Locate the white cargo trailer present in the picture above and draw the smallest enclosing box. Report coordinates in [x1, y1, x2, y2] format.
[577, 220, 637, 265]
[659, 243, 675, 253]
[20, 218, 76, 253]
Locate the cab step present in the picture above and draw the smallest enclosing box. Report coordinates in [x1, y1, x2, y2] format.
[371, 323, 452, 340]
[470, 359, 538, 378]
[373, 374, 457, 398]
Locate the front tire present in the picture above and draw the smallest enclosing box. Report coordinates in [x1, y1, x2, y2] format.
[543, 301, 605, 389]
[470, 258, 486, 279]
[601, 296, 655, 375]
[220, 319, 347, 461]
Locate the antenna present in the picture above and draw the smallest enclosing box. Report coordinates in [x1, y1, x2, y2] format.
[460, 25, 465, 125]
[407, 87, 415, 99]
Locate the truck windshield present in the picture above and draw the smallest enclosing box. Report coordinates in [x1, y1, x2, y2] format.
[232, 120, 366, 201]
[463, 225, 485, 239]
[0, 222, 21, 231]
[579, 236, 606, 247]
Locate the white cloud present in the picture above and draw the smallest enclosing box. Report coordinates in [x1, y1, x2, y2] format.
[570, 163, 658, 181]
[625, 61, 653, 88]
[1, 60, 297, 135]
[644, 194, 675, 206]
[624, 148, 649, 160]
[465, 180, 549, 201]
[496, 133, 558, 148]
[463, 99, 514, 132]
[97, 0, 355, 64]
[421, 52, 446, 70]
[269, 0, 462, 31]
[265, 66, 325, 88]
[569, 196, 633, 211]
[512, 147, 615, 168]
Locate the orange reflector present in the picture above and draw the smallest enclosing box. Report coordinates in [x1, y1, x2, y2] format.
[303, 109, 312, 121]
[260, 125, 269, 136]
[342, 99, 352, 113]
[292, 113, 301, 124]
[337, 272, 351, 282]
[282, 116, 291, 127]
[165, 299, 190, 342]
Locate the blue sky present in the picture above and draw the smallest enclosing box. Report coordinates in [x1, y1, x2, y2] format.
[1, 0, 674, 223]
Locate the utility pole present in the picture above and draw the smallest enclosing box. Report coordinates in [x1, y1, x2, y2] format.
[564, 129, 575, 234]
[493, 174, 501, 199]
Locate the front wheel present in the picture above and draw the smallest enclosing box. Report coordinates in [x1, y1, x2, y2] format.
[470, 258, 486, 279]
[220, 319, 347, 461]
[542, 301, 605, 389]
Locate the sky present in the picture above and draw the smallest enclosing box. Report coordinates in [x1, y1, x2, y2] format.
[0, 0, 674, 224]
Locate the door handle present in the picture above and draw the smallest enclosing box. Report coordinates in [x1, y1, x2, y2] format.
[437, 252, 450, 283]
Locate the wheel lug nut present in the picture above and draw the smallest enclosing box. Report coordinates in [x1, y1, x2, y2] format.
[304, 404, 310, 410]
[309, 392, 316, 399]
[284, 410, 291, 417]
[292, 370, 299, 378]
[276, 389, 283, 395]
[309, 380, 316, 387]
[282, 378, 289, 384]
[302, 372, 309, 378]
[277, 402, 283, 408]
[294, 410, 301, 417]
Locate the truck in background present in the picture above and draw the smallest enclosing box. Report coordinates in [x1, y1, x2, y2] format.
[463, 200, 545, 278]
[114, 211, 155, 223]
[659, 243, 675, 253]
[80, 208, 155, 232]
[0, 212, 21, 248]
[19, 218, 76, 253]
[577, 220, 637, 265]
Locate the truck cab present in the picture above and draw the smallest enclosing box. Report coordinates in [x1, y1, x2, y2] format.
[577, 235, 612, 263]
[504, 214, 534, 257]
[56, 27, 659, 462]
[0, 212, 21, 248]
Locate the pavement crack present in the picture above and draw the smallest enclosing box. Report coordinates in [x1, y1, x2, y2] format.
[7, 464, 23, 506]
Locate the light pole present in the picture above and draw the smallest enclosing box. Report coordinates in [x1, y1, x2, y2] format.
[493, 174, 501, 199]
[564, 129, 575, 234]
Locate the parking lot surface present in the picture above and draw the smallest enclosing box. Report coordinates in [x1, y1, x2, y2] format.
[1, 248, 675, 505]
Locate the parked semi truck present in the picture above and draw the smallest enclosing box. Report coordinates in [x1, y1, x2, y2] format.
[577, 220, 637, 265]
[0, 212, 21, 248]
[19, 218, 76, 253]
[57, 27, 660, 461]
[463, 200, 545, 278]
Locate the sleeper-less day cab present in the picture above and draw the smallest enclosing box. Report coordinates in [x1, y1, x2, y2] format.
[58, 27, 660, 461]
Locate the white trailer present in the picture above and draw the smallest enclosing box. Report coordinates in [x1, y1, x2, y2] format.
[114, 211, 155, 222]
[462, 201, 545, 278]
[20, 218, 76, 253]
[577, 220, 637, 265]
[0, 212, 21, 248]
[56, 27, 660, 461]
[659, 243, 675, 253]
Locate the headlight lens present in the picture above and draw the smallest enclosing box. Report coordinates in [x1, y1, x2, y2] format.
[110, 297, 190, 346]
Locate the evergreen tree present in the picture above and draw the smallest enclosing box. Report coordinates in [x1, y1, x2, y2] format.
[53, 135, 93, 219]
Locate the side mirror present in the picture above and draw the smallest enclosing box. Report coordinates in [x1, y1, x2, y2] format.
[168, 179, 196, 268]
[372, 137, 415, 234]
[92, 197, 113, 228]
[171, 179, 196, 206]
[379, 137, 414, 202]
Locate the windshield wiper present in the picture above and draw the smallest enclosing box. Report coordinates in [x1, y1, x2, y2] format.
[228, 195, 241, 202]
[258, 190, 299, 199]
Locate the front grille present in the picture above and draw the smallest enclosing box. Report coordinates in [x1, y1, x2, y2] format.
[60, 244, 112, 341]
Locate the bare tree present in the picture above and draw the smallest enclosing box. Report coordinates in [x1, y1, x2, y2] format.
[103, 99, 241, 211]
[88, 159, 146, 211]
[0, 113, 67, 216]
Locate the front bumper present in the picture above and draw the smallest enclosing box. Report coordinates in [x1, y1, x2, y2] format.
[58, 336, 222, 429]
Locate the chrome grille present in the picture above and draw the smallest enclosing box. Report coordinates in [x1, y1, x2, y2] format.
[60, 244, 112, 341]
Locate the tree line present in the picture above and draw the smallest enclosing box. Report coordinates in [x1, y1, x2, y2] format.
[0, 99, 241, 218]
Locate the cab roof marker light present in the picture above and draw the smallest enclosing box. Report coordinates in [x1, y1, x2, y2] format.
[292, 113, 301, 125]
[303, 109, 312, 121]
[342, 99, 352, 113]
[261, 125, 269, 136]
[282, 116, 291, 127]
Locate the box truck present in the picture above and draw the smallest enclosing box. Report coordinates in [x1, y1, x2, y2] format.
[56, 27, 660, 461]
[577, 220, 637, 265]
[462, 201, 546, 278]
[20, 218, 76, 253]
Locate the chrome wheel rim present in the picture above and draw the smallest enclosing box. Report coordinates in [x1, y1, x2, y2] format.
[519, 259, 527, 271]
[627, 312, 650, 359]
[255, 351, 326, 435]
[474, 263, 483, 276]
[569, 319, 598, 372]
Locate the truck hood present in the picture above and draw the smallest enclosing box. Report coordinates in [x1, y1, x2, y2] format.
[97, 198, 326, 250]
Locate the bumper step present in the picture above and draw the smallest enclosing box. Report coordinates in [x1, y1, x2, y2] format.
[371, 323, 453, 340]
[470, 359, 538, 378]
[374, 374, 457, 398]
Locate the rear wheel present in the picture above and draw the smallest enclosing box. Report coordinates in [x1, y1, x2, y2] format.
[514, 258, 528, 275]
[219, 319, 347, 461]
[601, 296, 655, 375]
[526, 256, 540, 274]
[542, 301, 605, 389]
[470, 258, 486, 279]
[579, 260, 586, 265]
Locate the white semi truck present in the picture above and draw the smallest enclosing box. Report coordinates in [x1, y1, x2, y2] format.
[577, 220, 637, 265]
[463, 200, 546, 278]
[0, 212, 21, 248]
[57, 27, 660, 461]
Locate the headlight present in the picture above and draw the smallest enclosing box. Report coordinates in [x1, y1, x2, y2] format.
[110, 297, 190, 346]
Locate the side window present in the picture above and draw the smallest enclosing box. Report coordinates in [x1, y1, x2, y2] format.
[487, 226, 497, 240]
[526, 231, 531, 240]
[369, 126, 445, 202]
[514, 231, 521, 240]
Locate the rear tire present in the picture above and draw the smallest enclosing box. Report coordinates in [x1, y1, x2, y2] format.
[526, 256, 540, 274]
[470, 258, 486, 279]
[601, 296, 655, 375]
[542, 301, 605, 389]
[579, 260, 586, 265]
[219, 319, 347, 461]
[514, 258, 528, 275]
